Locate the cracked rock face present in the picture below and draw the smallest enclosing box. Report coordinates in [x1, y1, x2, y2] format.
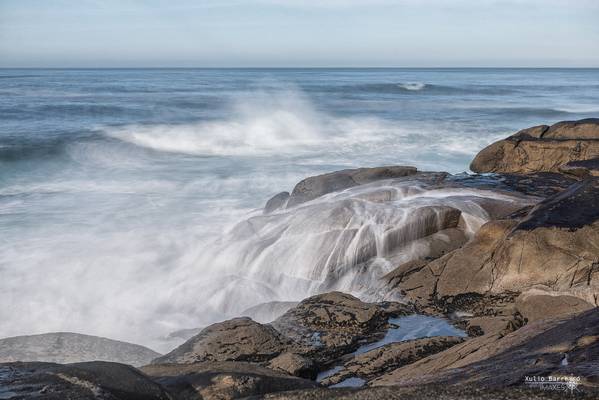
[153, 317, 293, 364]
[470, 118, 599, 174]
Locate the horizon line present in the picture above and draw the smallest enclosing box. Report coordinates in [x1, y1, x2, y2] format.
[2, 66, 599, 70]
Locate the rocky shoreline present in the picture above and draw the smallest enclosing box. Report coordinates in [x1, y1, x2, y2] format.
[1, 118, 598, 399]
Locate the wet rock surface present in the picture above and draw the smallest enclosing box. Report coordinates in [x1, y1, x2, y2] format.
[285, 166, 419, 207]
[320, 336, 464, 386]
[271, 292, 402, 362]
[515, 177, 599, 230]
[372, 308, 599, 391]
[264, 191, 291, 214]
[389, 177, 599, 310]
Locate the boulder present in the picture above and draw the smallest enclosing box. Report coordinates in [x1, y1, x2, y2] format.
[285, 166, 419, 207]
[264, 191, 290, 214]
[153, 317, 292, 364]
[267, 352, 318, 380]
[142, 361, 318, 400]
[0, 332, 160, 367]
[271, 292, 394, 362]
[0, 361, 170, 400]
[470, 118, 599, 174]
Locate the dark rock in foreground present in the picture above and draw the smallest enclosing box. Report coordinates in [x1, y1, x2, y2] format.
[259, 385, 599, 399]
[142, 361, 319, 400]
[372, 308, 599, 391]
[0, 332, 160, 367]
[0, 361, 170, 400]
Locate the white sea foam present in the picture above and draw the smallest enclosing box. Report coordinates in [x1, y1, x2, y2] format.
[398, 82, 426, 91]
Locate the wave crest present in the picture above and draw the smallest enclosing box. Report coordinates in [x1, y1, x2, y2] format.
[104, 88, 385, 156]
[397, 82, 426, 91]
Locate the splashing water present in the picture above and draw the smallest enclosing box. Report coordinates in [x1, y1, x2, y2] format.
[2, 68, 596, 352]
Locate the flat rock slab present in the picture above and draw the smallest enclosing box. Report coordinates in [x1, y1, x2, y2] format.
[321, 336, 464, 386]
[142, 361, 319, 400]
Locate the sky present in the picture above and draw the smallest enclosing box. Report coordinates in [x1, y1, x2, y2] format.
[0, 0, 598, 67]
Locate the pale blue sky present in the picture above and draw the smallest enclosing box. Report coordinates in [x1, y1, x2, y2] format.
[1, 0, 598, 67]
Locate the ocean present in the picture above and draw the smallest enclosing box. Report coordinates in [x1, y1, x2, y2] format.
[2, 68, 598, 351]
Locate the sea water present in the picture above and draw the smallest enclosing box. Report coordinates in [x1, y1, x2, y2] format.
[1, 68, 598, 351]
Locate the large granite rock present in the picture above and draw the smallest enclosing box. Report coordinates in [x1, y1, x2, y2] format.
[142, 361, 318, 400]
[470, 118, 599, 174]
[389, 178, 599, 309]
[0, 332, 160, 367]
[0, 361, 170, 400]
[153, 317, 292, 364]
